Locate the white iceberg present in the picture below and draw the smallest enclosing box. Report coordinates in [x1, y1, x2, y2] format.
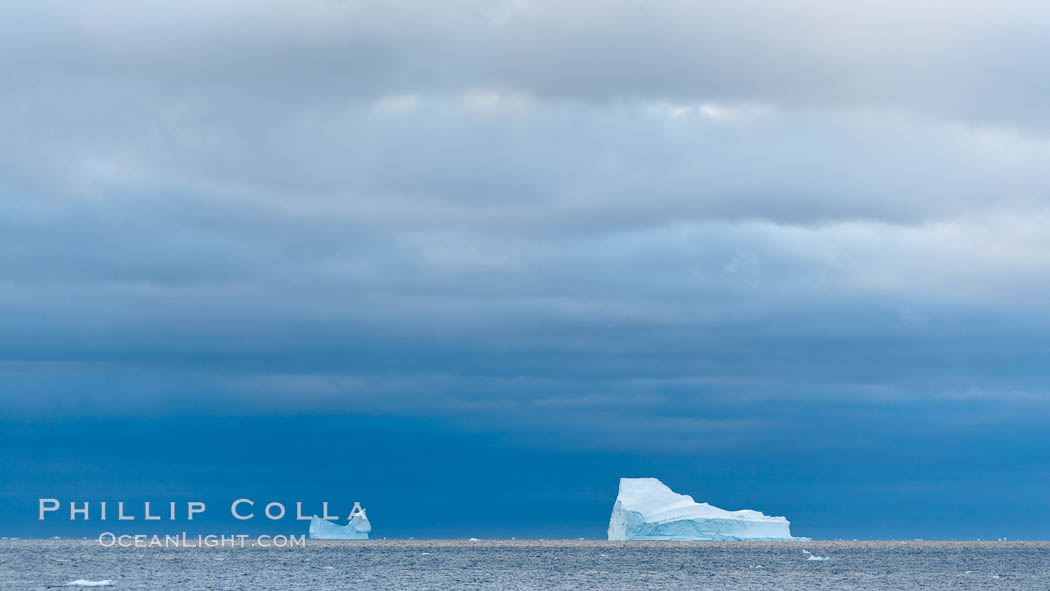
[308, 514, 371, 540]
[67, 581, 113, 587]
[607, 477, 807, 541]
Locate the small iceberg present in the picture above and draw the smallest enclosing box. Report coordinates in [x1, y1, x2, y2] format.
[608, 478, 807, 541]
[308, 513, 371, 540]
[67, 580, 113, 587]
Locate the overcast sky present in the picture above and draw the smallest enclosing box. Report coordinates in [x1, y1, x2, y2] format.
[2, 0, 1049, 539]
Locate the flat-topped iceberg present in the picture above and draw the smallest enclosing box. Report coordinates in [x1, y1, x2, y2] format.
[308, 514, 371, 540]
[608, 477, 806, 541]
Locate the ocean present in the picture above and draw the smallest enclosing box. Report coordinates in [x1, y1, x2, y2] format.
[2, 539, 1047, 589]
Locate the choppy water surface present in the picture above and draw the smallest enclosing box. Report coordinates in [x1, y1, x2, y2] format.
[1, 539, 1047, 589]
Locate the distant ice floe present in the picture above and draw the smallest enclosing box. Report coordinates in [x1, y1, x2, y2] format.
[67, 580, 113, 587]
[802, 550, 830, 561]
[608, 478, 807, 541]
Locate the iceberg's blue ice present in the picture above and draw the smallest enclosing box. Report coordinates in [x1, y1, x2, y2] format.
[308, 514, 371, 540]
[607, 478, 807, 541]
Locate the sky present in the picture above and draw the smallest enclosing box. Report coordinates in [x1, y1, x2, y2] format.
[1, 0, 1049, 540]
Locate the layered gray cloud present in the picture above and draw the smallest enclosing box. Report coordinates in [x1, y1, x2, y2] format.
[5, 0, 1049, 125]
[1, 0, 1049, 459]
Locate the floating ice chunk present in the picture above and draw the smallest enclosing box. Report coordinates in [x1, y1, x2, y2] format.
[468, 537, 481, 541]
[67, 580, 113, 587]
[308, 514, 371, 540]
[608, 478, 807, 541]
[803, 549, 829, 561]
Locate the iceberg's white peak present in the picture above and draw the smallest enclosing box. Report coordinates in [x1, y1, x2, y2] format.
[608, 477, 806, 541]
[616, 477, 785, 523]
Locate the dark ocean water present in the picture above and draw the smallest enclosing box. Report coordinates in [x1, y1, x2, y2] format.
[1, 539, 1047, 589]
